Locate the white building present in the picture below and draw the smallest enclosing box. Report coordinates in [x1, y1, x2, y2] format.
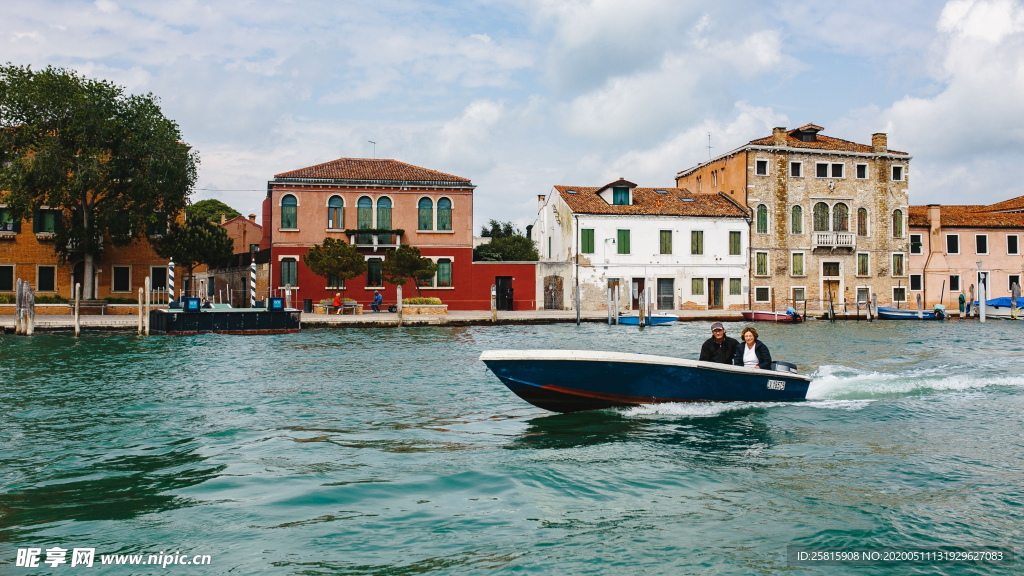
[533, 178, 751, 311]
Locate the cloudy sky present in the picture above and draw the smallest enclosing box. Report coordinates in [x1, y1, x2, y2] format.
[5, 0, 1024, 229]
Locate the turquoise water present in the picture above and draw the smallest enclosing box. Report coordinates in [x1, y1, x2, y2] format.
[1, 321, 1023, 575]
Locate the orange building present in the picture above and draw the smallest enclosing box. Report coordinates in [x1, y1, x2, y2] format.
[221, 213, 263, 255]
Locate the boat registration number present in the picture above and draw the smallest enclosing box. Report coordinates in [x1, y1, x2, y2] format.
[767, 380, 786, 391]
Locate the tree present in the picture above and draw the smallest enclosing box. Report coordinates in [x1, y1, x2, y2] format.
[302, 237, 366, 289]
[189, 199, 241, 223]
[0, 64, 198, 299]
[480, 219, 518, 239]
[382, 244, 437, 297]
[473, 219, 538, 261]
[152, 213, 234, 296]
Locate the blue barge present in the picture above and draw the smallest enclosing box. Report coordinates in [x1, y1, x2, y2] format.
[149, 299, 301, 335]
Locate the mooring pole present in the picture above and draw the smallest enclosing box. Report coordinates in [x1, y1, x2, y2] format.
[491, 284, 497, 323]
[397, 284, 403, 327]
[607, 287, 612, 325]
[614, 285, 620, 325]
[144, 277, 151, 336]
[75, 283, 81, 337]
[285, 284, 292, 310]
[14, 278, 22, 335]
[138, 288, 144, 334]
[576, 285, 581, 326]
[25, 284, 34, 336]
[872, 293, 878, 321]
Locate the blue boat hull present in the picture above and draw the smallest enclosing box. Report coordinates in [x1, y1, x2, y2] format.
[480, 350, 812, 413]
[617, 315, 678, 326]
[876, 307, 944, 320]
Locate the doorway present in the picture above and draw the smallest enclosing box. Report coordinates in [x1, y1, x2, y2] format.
[709, 278, 723, 309]
[656, 278, 674, 310]
[496, 276, 513, 310]
[543, 275, 563, 310]
[631, 278, 645, 309]
[822, 261, 841, 308]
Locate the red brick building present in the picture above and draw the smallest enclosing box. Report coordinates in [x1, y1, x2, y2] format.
[222, 213, 263, 255]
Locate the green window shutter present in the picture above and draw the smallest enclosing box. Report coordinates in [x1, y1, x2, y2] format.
[792, 253, 803, 276]
[858, 253, 869, 275]
[729, 278, 741, 295]
[437, 198, 452, 231]
[617, 230, 629, 254]
[691, 278, 704, 295]
[756, 252, 767, 275]
[691, 231, 703, 255]
[893, 254, 904, 276]
[756, 205, 768, 234]
[418, 197, 433, 230]
[581, 229, 595, 254]
[660, 230, 671, 254]
[792, 206, 802, 234]
[729, 231, 741, 255]
[437, 259, 452, 287]
[813, 202, 829, 231]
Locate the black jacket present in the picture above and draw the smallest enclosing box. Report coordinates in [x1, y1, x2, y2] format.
[734, 340, 772, 369]
[699, 336, 739, 364]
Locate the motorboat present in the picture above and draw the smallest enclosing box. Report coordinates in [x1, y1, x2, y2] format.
[876, 305, 947, 320]
[480, 349, 812, 413]
[974, 297, 1024, 320]
[741, 311, 803, 323]
[616, 314, 679, 326]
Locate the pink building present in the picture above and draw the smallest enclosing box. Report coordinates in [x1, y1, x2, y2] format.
[909, 196, 1024, 307]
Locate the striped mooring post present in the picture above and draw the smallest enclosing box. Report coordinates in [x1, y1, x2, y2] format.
[168, 258, 175, 302]
[250, 258, 257, 308]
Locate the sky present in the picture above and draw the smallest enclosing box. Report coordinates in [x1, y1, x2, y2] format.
[4, 0, 1024, 230]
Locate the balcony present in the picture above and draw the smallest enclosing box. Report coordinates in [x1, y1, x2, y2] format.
[349, 232, 401, 251]
[813, 231, 855, 249]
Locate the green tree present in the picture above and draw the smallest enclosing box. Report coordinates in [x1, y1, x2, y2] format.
[382, 244, 437, 297]
[474, 219, 538, 261]
[189, 199, 241, 223]
[480, 219, 518, 239]
[0, 64, 198, 299]
[302, 237, 366, 289]
[152, 213, 234, 296]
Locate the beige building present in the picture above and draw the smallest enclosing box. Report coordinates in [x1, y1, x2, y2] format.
[675, 124, 911, 311]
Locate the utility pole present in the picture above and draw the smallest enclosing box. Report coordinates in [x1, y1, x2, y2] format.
[707, 132, 713, 160]
[368, 140, 376, 159]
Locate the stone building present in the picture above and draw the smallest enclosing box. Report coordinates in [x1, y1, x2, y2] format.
[533, 178, 749, 311]
[675, 124, 911, 311]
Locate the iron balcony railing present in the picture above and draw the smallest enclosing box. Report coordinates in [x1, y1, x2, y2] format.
[813, 231, 855, 249]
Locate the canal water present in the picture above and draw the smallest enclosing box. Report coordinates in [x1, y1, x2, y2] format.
[1, 320, 1022, 575]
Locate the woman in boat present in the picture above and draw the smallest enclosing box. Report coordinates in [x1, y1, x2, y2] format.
[733, 326, 772, 369]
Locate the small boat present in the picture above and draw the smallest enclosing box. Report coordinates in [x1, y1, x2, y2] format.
[975, 297, 1024, 320]
[480, 349, 812, 413]
[616, 314, 679, 326]
[741, 311, 803, 323]
[876, 305, 947, 320]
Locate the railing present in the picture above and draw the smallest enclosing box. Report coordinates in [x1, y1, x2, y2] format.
[350, 232, 402, 250]
[812, 231, 855, 249]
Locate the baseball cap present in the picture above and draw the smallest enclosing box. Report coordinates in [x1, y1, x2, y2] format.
[710, 322, 724, 330]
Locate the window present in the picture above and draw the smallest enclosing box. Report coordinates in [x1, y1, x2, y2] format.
[976, 234, 988, 255]
[792, 287, 806, 302]
[437, 259, 452, 287]
[857, 252, 870, 276]
[0, 207, 16, 232]
[910, 274, 922, 291]
[816, 163, 829, 178]
[280, 195, 297, 229]
[113, 266, 130, 292]
[892, 166, 904, 181]
[1008, 235, 1019, 255]
[697, 176, 701, 192]
[147, 211, 168, 236]
[437, 198, 452, 231]
[950, 275, 961, 292]
[729, 231, 741, 255]
[280, 258, 297, 287]
[946, 234, 960, 254]
[892, 210, 904, 238]
[548, 237, 552, 258]
[418, 270, 434, 287]
[376, 197, 392, 240]
[34, 209, 59, 234]
[37, 266, 55, 292]
[791, 206, 803, 234]
[0, 265, 13, 291]
[856, 164, 868, 179]
[617, 230, 630, 254]
[730, 278, 741, 295]
[910, 234, 923, 254]
[893, 286, 906, 303]
[357, 197, 373, 242]
[755, 251, 768, 276]
[691, 278, 704, 296]
[250, 244, 259, 253]
[657, 278, 674, 310]
[792, 252, 804, 276]
[151, 267, 167, 291]
[823, 262, 840, 277]
[857, 208, 868, 236]
[1010, 275, 1021, 292]
[857, 287, 869, 303]
[813, 202, 829, 232]
[582, 229, 595, 254]
[755, 159, 768, 176]
[712, 172, 718, 187]
[328, 196, 344, 229]
[892, 253, 905, 276]
[418, 197, 433, 230]
[831, 163, 844, 178]
[660, 230, 672, 255]
[755, 287, 770, 303]
[790, 162, 802, 177]
[613, 187, 629, 205]
[327, 275, 345, 289]
[833, 203, 849, 232]
[366, 258, 382, 287]
[690, 230, 703, 255]
[756, 205, 768, 234]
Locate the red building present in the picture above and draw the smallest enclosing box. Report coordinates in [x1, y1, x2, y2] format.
[263, 158, 536, 310]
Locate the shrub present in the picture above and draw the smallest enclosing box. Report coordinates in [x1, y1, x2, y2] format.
[321, 297, 357, 305]
[0, 294, 14, 304]
[36, 295, 69, 304]
[403, 297, 442, 305]
[104, 296, 138, 304]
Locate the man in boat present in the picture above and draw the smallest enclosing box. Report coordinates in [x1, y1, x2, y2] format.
[699, 322, 738, 364]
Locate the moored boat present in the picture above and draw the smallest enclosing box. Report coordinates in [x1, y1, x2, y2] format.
[480, 349, 812, 413]
[617, 314, 679, 326]
[974, 297, 1024, 320]
[741, 311, 803, 323]
[876, 306, 946, 320]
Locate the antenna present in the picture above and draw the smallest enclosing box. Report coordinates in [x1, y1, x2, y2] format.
[368, 140, 377, 159]
[707, 132, 713, 160]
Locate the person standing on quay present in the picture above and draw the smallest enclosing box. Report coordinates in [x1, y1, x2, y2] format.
[699, 322, 738, 364]
[506, 285, 514, 311]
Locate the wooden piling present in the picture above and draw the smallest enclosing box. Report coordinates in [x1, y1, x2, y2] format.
[614, 285, 620, 324]
[25, 285, 34, 336]
[491, 284, 497, 323]
[144, 277, 151, 336]
[14, 278, 22, 335]
[138, 288, 144, 334]
[75, 283, 81, 337]
[397, 285, 403, 327]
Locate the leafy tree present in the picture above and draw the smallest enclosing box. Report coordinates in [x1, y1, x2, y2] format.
[479, 219, 519, 239]
[189, 198, 241, 223]
[382, 244, 437, 297]
[474, 219, 538, 261]
[152, 213, 234, 296]
[0, 64, 198, 299]
[302, 237, 366, 289]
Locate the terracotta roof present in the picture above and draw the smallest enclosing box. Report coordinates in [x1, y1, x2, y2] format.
[909, 203, 1024, 228]
[222, 215, 262, 229]
[274, 158, 472, 184]
[980, 194, 1024, 213]
[748, 132, 909, 155]
[554, 186, 747, 218]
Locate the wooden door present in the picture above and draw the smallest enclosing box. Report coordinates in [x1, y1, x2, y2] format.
[543, 275, 563, 309]
[709, 279, 723, 309]
[824, 280, 840, 305]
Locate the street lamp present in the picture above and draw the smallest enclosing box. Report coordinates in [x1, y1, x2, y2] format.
[977, 260, 985, 322]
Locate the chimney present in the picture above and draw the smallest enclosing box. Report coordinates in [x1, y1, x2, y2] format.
[220, 212, 226, 224]
[872, 133, 887, 153]
[538, 194, 546, 212]
[772, 127, 787, 146]
[248, 213, 256, 223]
[927, 204, 942, 243]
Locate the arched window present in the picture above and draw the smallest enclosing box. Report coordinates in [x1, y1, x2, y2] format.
[281, 194, 297, 229]
[418, 197, 434, 231]
[791, 205, 803, 234]
[892, 209, 904, 238]
[376, 197, 392, 243]
[857, 208, 868, 236]
[437, 258, 452, 287]
[813, 202, 829, 232]
[756, 205, 768, 234]
[833, 203, 849, 232]
[327, 196, 344, 229]
[437, 198, 452, 231]
[356, 196, 373, 243]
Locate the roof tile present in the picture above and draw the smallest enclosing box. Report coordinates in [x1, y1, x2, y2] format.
[274, 158, 472, 184]
[555, 186, 747, 218]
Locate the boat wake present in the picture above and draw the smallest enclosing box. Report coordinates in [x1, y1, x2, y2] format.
[620, 398, 872, 418]
[807, 364, 1024, 399]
